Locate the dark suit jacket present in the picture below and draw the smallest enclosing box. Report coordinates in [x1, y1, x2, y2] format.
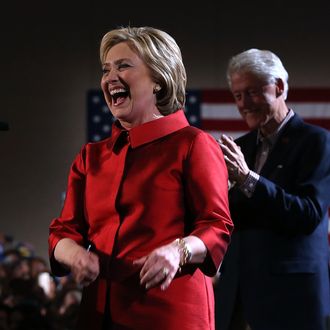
[216, 113, 330, 330]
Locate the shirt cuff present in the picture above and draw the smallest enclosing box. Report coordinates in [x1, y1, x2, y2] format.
[239, 170, 260, 198]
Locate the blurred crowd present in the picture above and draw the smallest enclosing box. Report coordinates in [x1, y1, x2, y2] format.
[0, 232, 82, 330]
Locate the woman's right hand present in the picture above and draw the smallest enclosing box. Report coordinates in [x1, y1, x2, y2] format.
[70, 247, 99, 286]
[54, 238, 99, 287]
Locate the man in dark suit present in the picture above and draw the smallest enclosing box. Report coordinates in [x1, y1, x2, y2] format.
[216, 48, 330, 330]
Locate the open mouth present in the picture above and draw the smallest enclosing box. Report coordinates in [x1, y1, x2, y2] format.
[110, 88, 130, 106]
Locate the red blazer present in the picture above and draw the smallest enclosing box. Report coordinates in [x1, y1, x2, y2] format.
[49, 110, 233, 330]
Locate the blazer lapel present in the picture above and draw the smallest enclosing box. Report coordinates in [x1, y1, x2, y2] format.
[236, 130, 259, 170]
[260, 114, 302, 176]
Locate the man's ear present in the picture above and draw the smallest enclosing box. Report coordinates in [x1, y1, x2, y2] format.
[275, 78, 284, 97]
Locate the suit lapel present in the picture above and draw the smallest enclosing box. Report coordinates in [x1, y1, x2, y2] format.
[260, 114, 302, 176]
[236, 130, 259, 170]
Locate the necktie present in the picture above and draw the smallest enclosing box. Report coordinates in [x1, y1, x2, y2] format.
[254, 138, 271, 174]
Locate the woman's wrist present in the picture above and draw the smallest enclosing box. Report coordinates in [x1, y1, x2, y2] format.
[174, 238, 192, 266]
[54, 238, 81, 267]
[174, 235, 207, 267]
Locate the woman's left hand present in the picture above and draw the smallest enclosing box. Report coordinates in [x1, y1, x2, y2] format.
[133, 241, 181, 291]
[217, 134, 250, 184]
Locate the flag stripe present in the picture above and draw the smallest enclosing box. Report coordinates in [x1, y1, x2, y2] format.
[300, 119, 330, 129]
[201, 88, 330, 103]
[201, 103, 330, 119]
[286, 88, 330, 102]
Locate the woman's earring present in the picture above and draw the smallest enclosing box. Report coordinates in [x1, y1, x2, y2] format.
[153, 84, 161, 94]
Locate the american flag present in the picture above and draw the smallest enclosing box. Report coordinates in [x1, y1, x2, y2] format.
[186, 88, 330, 139]
[87, 88, 330, 242]
[87, 88, 330, 141]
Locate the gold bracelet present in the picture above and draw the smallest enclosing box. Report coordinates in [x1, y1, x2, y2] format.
[175, 238, 192, 267]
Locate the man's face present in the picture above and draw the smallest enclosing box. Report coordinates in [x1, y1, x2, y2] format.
[230, 72, 279, 132]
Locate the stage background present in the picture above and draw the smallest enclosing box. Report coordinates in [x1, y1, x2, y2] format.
[1, 1, 330, 260]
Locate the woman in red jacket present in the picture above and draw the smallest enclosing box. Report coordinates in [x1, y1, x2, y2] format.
[48, 26, 233, 330]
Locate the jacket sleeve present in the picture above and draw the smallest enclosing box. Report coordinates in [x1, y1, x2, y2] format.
[232, 127, 330, 234]
[184, 131, 234, 276]
[48, 146, 88, 276]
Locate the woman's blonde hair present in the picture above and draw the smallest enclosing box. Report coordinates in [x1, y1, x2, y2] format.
[100, 26, 187, 115]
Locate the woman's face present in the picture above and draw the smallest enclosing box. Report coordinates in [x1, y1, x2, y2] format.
[101, 42, 160, 129]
